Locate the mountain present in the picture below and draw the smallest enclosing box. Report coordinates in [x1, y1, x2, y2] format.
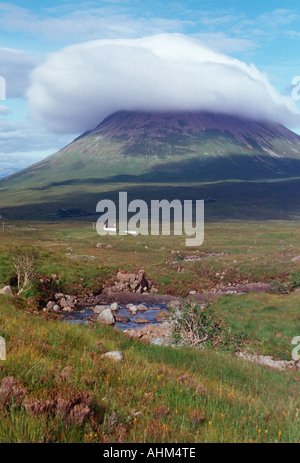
[1, 110, 300, 220]
[3, 111, 300, 189]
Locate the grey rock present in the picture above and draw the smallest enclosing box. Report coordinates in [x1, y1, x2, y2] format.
[101, 351, 124, 361]
[110, 302, 119, 312]
[137, 304, 148, 312]
[126, 304, 138, 314]
[59, 298, 75, 309]
[46, 301, 55, 310]
[0, 285, 14, 296]
[151, 337, 167, 346]
[114, 314, 130, 323]
[97, 308, 115, 325]
[94, 305, 110, 313]
[134, 318, 150, 324]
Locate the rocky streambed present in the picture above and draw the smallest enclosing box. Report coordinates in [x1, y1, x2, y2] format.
[42, 268, 178, 330]
[62, 301, 171, 331]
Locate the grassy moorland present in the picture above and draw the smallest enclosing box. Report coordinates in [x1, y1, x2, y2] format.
[0, 296, 299, 443]
[0, 220, 299, 442]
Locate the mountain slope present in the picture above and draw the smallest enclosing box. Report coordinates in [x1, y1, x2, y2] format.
[2, 111, 300, 220]
[2, 111, 300, 190]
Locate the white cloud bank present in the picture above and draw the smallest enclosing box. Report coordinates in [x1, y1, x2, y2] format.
[0, 47, 39, 98]
[27, 34, 300, 134]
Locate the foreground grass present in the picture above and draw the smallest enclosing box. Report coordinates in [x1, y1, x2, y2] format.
[0, 297, 299, 443]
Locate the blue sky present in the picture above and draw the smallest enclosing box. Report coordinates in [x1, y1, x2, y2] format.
[1, 0, 300, 177]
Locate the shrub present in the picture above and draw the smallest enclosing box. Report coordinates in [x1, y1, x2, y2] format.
[10, 247, 39, 296]
[172, 302, 247, 352]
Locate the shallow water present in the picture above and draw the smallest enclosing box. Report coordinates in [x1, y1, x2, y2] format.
[62, 302, 168, 330]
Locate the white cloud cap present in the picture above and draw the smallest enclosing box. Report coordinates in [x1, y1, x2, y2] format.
[27, 33, 300, 134]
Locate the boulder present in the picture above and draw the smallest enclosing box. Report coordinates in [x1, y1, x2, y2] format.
[102, 269, 155, 294]
[114, 315, 130, 323]
[117, 271, 136, 283]
[53, 305, 60, 312]
[110, 302, 119, 312]
[291, 256, 300, 262]
[125, 322, 173, 345]
[134, 318, 150, 324]
[0, 286, 14, 296]
[59, 298, 75, 309]
[137, 304, 148, 312]
[101, 351, 124, 362]
[126, 304, 138, 315]
[46, 301, 55, 310]
[94, 305, 110, 313]
[97, 309, 115, 325]
[151, 337, 171, 346]
[54, 293, 64, 300]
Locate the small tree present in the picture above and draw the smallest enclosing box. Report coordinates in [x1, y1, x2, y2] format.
[11, 247, 38, 296]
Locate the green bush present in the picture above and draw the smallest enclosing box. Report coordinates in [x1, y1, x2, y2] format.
[172, 302, 247, 352]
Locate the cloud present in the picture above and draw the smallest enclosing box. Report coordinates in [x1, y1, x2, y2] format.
[192, 32, 257, 53]
[0, 3, 187, 42]
[0, 113, 72, 178]
[0, 106, 11, 116]
[0, 151, 53, 179]
[27, 33, 300, 134]
[0, 47, 39, 98]
[0, 116, 71, 154]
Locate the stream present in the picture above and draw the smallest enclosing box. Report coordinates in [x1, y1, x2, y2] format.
[62, 302, 169, 330]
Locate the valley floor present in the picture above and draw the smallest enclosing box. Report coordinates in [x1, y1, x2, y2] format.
[0, 220, 299, 442]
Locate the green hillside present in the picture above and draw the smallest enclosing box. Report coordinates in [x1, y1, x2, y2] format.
[2, 111, 300, 220]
